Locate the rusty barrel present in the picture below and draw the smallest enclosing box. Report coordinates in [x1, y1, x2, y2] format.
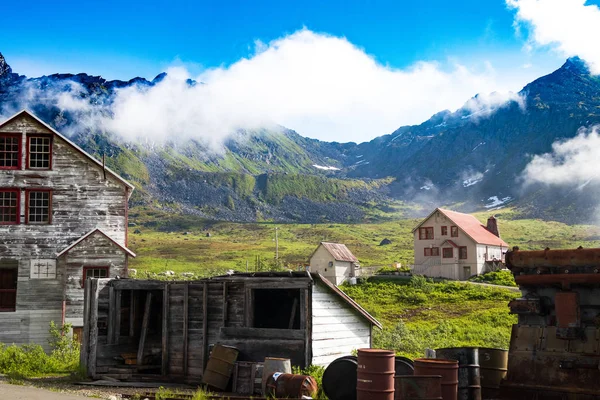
[261, 357, 291, 395]
[357, 348, 395, 400]
[395, 375, 443, 400]
[414, 358, 458, 400]
[435, 347, 481, 400]
[478, 348, 507, 400]
[201, 344, 239, 390]
[323, 356, 358, 400]
[265, 372, 318, 398]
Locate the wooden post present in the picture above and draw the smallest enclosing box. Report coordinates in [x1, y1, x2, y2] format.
[107, 286, 115, 345]
[80, 279, 91, 370]
[302, 287, 311, 369]
[115, 290, 122, 345]
[87, 279, 100, 378]
[288, 297, 298, 329]
[183, 283, 189, 377]
[222, 282, 228, 326]
[202, 281, 209, 372]
[137, 292, 152, 367]
[129, 290, 135, 337]
[162, 283, 169, 376]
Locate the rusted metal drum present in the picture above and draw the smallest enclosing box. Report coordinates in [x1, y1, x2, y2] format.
[265, 372, 318, 398]
[323, 356, 358, 400]
[357, 348, 395, 400]
[478, 348, 507, 400]
[261, 357, 291, 395]
[201, 344, 239, 390]
[395, 356, 415, 376]
[436, 347, 481, 400]
[414, 358, 458, 400]
[395, 375, 443, 400]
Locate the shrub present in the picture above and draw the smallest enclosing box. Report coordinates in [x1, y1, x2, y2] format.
[470, 270, 517, 287]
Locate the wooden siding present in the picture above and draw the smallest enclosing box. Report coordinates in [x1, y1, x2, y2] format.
[0, 113, 130, 348]
[311, 281, 371, 366]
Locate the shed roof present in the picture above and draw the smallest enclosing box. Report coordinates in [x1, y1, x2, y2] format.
[413, 208, 509, 247]
[56, 228, 136, 258]
[315, 242, 359, 262]
[0, 110, 135, 194]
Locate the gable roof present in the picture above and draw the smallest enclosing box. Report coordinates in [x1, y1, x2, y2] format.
[314, 273, 382, 329]
[56, 228, 136, 258]
[0, 110, 135, 194]
[441, 239, 459, 248]
[314, 242, 359, 262]
[413, 208, 509, 247]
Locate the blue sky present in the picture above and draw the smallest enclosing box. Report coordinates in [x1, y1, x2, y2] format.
[0, 0, 566, 80]
[2, 0, 600, 142]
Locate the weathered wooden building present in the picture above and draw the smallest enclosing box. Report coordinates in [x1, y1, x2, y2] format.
[0, 110, 135, 348]
[82, 272, 381, 381]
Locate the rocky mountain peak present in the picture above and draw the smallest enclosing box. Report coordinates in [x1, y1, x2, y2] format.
[0, 52, 12, 77]
[560, 56, 590, 75]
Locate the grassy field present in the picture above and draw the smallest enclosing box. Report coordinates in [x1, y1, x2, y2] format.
[129, 206, 600, 276]
[341, 277, 519, 358]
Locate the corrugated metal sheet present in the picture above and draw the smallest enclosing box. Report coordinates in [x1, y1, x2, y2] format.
[320, 242, 359, 262]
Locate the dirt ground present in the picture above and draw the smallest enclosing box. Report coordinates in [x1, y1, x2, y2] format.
[0, 381, 99, 399]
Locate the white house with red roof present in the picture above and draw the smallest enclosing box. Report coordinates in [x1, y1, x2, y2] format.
[309, 242, 359, 285]
[411, 208, 509, 280]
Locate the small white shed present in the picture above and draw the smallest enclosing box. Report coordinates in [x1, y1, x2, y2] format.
[309, 242, 359, 285]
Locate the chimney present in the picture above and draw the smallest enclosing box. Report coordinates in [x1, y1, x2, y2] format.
[486, 215, 499, 237]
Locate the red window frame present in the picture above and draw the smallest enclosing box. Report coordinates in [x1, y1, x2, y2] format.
[441, 226, 448, 236]
[424, 247, 440, 257]
[26, 134, 53, 170]
[0, 133, 22, 170]
[0, 189, 20, 225]
[443, 248, 454, 258]
[459, 247, 468, 260]
[25, 189, 52, 224]
[0, 268, 17, 312]
[451, 226, 459, 237]
[82, 266, 110, 288]
[419, 227, 434, 240]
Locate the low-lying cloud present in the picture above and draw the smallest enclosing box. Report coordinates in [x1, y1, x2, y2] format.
[508, 0, 600, 74]
[7, 29, 533, 145]
[522, 126, 600, 185]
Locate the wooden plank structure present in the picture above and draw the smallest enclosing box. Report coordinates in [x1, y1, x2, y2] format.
[82, 272, 382, 383]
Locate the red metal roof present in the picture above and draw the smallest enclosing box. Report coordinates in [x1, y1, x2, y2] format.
[438, 208, 509, 247]
[441, 239, 460, 248]
[320, 242, 359, 262]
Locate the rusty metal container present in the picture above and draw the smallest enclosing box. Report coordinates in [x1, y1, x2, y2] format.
[395, 356, 415, 376]
[265, 372, 318, 398]
[414, 358, 458, 400]
[478, 348, 507, 400]
[435, 347, 481, 400]
[201, 344, 239, 390]
[395, 375, 443, 400]
[357, 348, 395, 400]
[261, 357, 291, 395]
[323, 356, 358, 400]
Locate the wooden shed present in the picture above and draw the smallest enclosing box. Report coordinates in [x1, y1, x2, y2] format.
[82, 272, 381, 382]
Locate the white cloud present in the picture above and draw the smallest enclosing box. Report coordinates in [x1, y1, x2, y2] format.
[522, 126, 600, 185]
[507, 0, 600, 74]
[462, 91, 525, 120]
[8, 29, 537, 144]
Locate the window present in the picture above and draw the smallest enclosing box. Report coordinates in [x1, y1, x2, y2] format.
[82, 267, 109, 287]
[27, 136, 52, 169]
[443, 248, 454, 258]
[424, 247, 440, 257]
[0, 267, 17, 312]
[0, 190, 19, 225]
[252, 289, 301, 329]
[419, 227, 434, 240]
[30, 259, 57, 279]
[26, 190, 51, 224]
[451, 226, 459, 237]
[0, 134, 21, 169]
[459, 247, 468, 260]
[441, 226, 448, 236]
